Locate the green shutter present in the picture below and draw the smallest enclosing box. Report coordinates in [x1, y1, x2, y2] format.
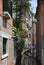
[3, 0, 8, 11]
[9, 0, 12, 17]
[3, 0, 12, 17]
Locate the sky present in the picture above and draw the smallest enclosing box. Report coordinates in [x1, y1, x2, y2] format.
[30, 0, 37, 13]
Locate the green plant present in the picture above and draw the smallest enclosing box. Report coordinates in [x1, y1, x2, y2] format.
[12, 0, 31, 65]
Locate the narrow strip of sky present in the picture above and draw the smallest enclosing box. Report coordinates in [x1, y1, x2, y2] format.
[30, 0, 37, 13]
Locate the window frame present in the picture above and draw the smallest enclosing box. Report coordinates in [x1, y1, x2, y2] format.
[3, 37, 7, 55]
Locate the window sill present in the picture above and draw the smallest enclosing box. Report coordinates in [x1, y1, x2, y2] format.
[1, 54, 8, 60]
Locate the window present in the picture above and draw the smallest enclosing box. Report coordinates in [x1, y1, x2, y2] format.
[3, 38, 7, 54]
[28, 26, 32, 30]
[27, 24, 32, 30]
[27, 24, 29, 28]
[29, 34, 31, 38]
[3, 18, 7, 28]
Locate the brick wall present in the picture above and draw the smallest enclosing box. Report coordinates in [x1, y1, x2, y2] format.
[2, 18, 13, 35]
[36, 0, 44, 65]
[32, 23, 36, 46]
[0, 0, 3, 15]
[0, 0, 14, 65]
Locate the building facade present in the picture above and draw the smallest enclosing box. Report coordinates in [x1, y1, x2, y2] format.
[0, 0, 14, 65]
[32, 15, 37, 65]
[36, 0, 44, 65]
[32, 15, 37, 47]
[23, 12, 32, 49]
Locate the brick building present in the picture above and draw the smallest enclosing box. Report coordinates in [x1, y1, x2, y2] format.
[36, 0, 44, 65]
[0, 0, 14, 65]
[32, 15, 37, 47]
[32, 15, 37, 65]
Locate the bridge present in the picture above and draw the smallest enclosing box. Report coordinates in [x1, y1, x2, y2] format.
[22, 46, 36, 55]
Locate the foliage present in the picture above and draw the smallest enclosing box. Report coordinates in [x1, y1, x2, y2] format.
[13, 0, 31, 52]
[13, 19, 25, 52]
[13, 0, 31, 53]
[13, 19, 23, 29]
[12, 0, 31, 65]
[13, 0, 31, 13]
[24, 2, 31, 11]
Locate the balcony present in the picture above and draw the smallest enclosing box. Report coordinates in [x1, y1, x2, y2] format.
[3, 12, 11, 19]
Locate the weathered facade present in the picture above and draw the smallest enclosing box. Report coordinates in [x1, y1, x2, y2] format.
[0, 0, 14, 65]
[32, 16, 37, 47]
[23, 12, 32, 48]
[32, 15, 37, 65]
[36, 0, 44, 65]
